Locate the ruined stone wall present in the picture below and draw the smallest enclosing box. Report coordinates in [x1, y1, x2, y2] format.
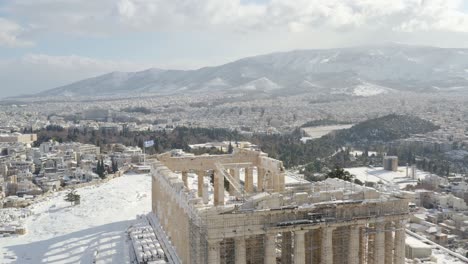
[151, 162, 193, 263]
[150, 151, 410, 264]
[157, 149, 261, 172]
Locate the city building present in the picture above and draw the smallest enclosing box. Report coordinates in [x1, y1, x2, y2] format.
[0, 133, 37, 144]
[383, 156, 399, 172]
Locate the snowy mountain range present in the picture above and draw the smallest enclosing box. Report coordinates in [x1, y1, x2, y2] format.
[28, 43, 468, 98]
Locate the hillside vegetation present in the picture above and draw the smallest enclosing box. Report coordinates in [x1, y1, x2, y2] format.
[335, 114, 440, 145]
[34, 115, 438, 169]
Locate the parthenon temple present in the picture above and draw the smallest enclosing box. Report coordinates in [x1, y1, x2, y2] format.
[149, 148, 410, 264]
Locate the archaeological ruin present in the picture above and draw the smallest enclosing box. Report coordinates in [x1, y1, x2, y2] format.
[149, 148, 410, 264]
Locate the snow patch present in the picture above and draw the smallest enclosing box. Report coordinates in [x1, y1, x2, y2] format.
[320, 52, 340, 63]
[353, 82, 392, 97]
[237, 77, 281, 91]
[204, 77, 228, 87]
[300, 80, 319, 88]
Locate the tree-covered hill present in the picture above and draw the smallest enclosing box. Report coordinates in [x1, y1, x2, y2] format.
[254, 114, 439, 167]
[333, 114, 439, 145]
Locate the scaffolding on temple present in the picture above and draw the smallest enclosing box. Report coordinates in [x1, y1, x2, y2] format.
[149, 148, 410, 264]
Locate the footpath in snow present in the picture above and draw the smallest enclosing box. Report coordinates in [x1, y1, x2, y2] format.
[0, 173, 152, 264]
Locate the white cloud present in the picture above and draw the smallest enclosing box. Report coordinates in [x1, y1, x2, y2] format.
[0, 18, 33, 47]
[108, 0, 468, 33]
[395, 0, 468, 32]
[4, 0, 467, 36]
[117, 0, 136, 19]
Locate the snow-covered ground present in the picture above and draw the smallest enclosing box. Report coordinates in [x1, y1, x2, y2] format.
[352, 82, 393, 97]
[0, 173, 152, 264]
[406, 230, 468, 264]
[345, 166, 430, 189]
[301, 124, 354, 141]
[349, 150, 377, 157]
[0, 208, 31, 234]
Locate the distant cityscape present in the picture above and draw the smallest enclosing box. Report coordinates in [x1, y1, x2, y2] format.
[1, 82, 468, 263]
[1, 28, 468, 264]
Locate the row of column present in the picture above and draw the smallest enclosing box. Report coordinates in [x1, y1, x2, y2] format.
[181, 166, 285, 206]
[365, 221, 406, 264]
[228, 167, 264, 194]
[215, 167, 262, 206]
[181, 170, 209, 204]
[207, 221, 406, 264]
[180, 169, 243, 206]
[228, 167, 282, 194]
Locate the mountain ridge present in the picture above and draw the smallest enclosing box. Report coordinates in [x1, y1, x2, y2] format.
[18, 43, 468, 99]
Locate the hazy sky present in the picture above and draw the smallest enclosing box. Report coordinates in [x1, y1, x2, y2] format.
[1, 0, 468, 97]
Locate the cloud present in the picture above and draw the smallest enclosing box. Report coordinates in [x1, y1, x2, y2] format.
[4, 0, 467, 38]
[0, 18, 33, 47]
[0, 54, 152, 97]
[395, 0, 468, 32]
[108, 0, 468, 33]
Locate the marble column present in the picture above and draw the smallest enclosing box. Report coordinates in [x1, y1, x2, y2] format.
[321, 227, 334, 264]
[245, 167, 254, 193]
[272, 172, 279, 192]
[281, 232, 292, 264]
[310, 229, 321, 264]
[208, 240, 221, 263]
[359, 225, 368, 264]
[264, 233, 276, 264]
[294, 230, 306, 264]
[305, 231, 312, 264]
[203, 182, 209, 204]
[278, 172, 285, 191]
[197, 170, 204, 197]
[181, 171, 188, 188]
[348, 226, 360, 264]
[235, 237, 246, 264]
[393, 221, 406, 264]
[374, 223, 385, 264]
[214, 169, 224, 206]
[368, 224, 375, 264]
[257, 167, 265, 192]
[385, 222, 394, 264]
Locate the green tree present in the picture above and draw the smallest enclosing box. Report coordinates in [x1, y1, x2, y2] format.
[326, 167, 353, 181]
[64, 189, 81, 205]
[96, 159, 106, 179]
[227, 142, 233, 154]
[111, 158, 119, 173]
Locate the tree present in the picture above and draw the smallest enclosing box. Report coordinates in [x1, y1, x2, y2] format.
[354, 178, 363, 185]
[96, 159, 106, 179]
[111, 158, 119, 173]
[64, 189, 80, 205]
[227, 142, 233, 154]
[326, 167, 353, 182]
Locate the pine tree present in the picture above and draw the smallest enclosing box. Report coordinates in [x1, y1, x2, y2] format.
[96, 159, 106, 179]
[227, 142, 233, 154]
[111, 158, 118, 173]
[64, 189, 80, 205]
